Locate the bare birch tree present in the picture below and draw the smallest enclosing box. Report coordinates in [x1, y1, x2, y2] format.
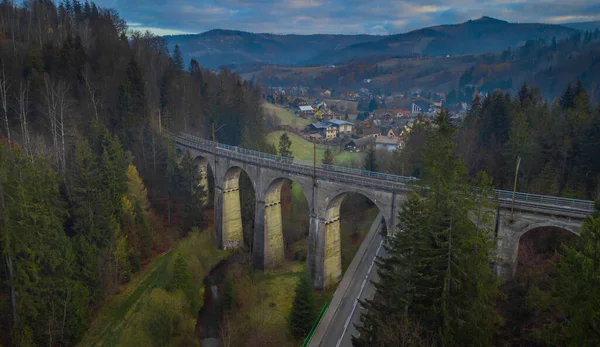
[17, 81, 32, 159]
[83, 66, 101, 122]
[42, 76, 70, 173]
[0, 59, 10, 144]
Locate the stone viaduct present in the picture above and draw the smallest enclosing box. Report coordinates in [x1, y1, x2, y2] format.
[173, 132, 595, 288]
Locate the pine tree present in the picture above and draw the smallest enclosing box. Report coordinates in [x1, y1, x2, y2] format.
[368, 98, 378, 112]
[173, 45, 184, 71]
[353, 192, 430, 346]
[545, 201, 600, 345]
[0, 143, 89, 345]
[278, 132, 293, 158]
[560, 82, 576, 110]
[178, 150, 206, 233]
[355, 110, 501, 346]
[117, 58, 147, 148]
[289, 271, 316, 338]
[322, 147, 335, 165]
[364, 144, 377, 172]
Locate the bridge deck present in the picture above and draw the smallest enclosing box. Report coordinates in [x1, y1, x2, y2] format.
[173, 132, 595, 217]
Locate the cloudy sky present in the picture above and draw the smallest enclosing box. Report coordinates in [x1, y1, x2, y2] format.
[93, 0, 600, 35]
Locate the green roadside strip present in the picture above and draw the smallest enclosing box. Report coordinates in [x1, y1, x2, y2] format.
[302, 301, 329, 347]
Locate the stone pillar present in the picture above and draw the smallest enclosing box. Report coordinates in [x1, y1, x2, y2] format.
[198, 165, 209, 206]
[253, 179, 285, 270]
[309, 191, 344, 290]
[214, 186, 224, 248]
[307, 213, 324, 289]
[221, 168, 243, 249]
[494, 215, 522, 282]
[322, 216, 342, 287]
[253, 200, 266, 268]
[263, 199, 284, 268]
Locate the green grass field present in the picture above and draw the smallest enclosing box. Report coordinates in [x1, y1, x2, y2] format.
[266, 131, 326, 161]
[79, 230, 229, 347]
[266, 130, 364, 167]
[263, 103, 311, 130]
[334, 151, 365, 167]
[78, 251, 175, 347]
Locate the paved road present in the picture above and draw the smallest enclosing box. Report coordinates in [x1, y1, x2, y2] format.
[311, 217, 387, 347]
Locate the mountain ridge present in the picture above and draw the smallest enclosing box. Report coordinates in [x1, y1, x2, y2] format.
[164, 17, 578, 69]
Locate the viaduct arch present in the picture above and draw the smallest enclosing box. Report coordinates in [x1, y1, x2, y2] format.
[175, 133, 593, 289]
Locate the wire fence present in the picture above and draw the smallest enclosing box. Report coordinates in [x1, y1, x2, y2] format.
[172, 132, 595, 216]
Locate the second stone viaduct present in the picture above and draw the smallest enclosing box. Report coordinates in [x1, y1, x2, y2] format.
[174, 132, 595, 289]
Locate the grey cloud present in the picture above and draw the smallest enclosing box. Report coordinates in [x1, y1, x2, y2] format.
[92, 0, 600, 35]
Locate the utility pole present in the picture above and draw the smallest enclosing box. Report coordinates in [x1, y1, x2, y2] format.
[511, 156, 521, 220]
[313, 137, 317, 186]
[212, 123, 216, 154]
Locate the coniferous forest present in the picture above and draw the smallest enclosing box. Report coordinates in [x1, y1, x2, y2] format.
[0, 1, 268, 345]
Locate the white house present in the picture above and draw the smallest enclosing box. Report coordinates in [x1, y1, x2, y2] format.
[298, 105, 314, 114]
[411, 100, 433, 115]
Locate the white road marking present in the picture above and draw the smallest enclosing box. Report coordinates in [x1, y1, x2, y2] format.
[335, 238, 384, 347]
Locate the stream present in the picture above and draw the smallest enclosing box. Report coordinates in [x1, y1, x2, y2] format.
[195, 252, 245, 346]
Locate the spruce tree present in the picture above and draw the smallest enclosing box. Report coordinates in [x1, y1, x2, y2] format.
[117, 58, 147, 148]
[544, 201, 600, 345]
[363, 144, 377, 172]
[289, 271, 316, 338]
[354, 110, 501, 346]
[0, 143, 89, 345]
[322, 147, 335, 165]
[178, 150, 206, 234]
[278, 132, 293, 158]
[173, 45, 184, 71]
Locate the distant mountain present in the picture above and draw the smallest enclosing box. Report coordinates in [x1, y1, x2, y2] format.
[306, 17, 577, 65]
[562, 21, 600, 32]
[163, 30, 381, 69]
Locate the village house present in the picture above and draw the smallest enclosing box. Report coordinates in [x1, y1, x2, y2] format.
[328, 119, 354, 136]
[293, 98, 308, 107]
[355, 123, 381, 137]
[298, 105, 314, 115]
[345, 136, 376, 152]
[307, 119, 354, 138]
[314, 100, 328, 110]
[375, 134, 405, 152]
[308, 122, 337, 139]
[395, 109, 410, 117]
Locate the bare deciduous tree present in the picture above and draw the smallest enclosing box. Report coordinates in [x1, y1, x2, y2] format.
[42, 76, 70, 173]
[17, 81, 32, 159]
[83, 66, 101, 122]
[0, 59, 10, 144]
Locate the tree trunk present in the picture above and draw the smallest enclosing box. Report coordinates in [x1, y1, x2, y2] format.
[0, 62, 10, 144]
[5, 254, 17, 325]
[18, 82, 32, 159]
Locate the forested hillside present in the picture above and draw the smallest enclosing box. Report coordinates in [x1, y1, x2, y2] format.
[0, 1, 268, 346]
[247, 29, 600, 101]
[306, 16, 576, 65]
[164, 30, 380, 70]
[395, 81, 600, 200]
